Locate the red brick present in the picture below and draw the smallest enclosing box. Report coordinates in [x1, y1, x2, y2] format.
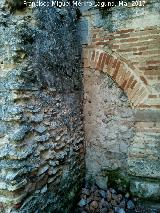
[112, 59, 118, 68]
[105, 54, 112, 65]
[100, 53, 107, 70]
[140, 76, 148, 85]
[114, 34, 130, 39]
[112, 61, 121, 79]
[130, 80, 137, 89]
[107, 57, 115, 76]
[144, 70, 160, 75]
[146, 60, 160, 64]
[148, 95, 158, 98]
[116, 64, 125, 84]
[138, 104, 151, 108]
[96, 42, 109, 45]
[116, 29, 134, 34]
[119, 38, 138, 43]
[96, 52, 104, 69]
[133, 52, 143, 55]
[93, 38, 104, 41]
[91, 50, 95, 61]
[138, 47, 148, 51]
[125, 76, 134, 89]
[138, 104, 160, 109]
[148, 66, 160, 70]
[102, 36, 113, 41]
[111, 44, 119, 49]
[121, 80, 128, 89]
[140, 66, 160, 71]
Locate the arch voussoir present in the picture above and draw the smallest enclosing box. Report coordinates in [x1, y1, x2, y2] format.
[83, 48, 149, 108]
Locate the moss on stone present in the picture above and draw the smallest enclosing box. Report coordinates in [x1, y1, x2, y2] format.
[103, 169, 130, 191]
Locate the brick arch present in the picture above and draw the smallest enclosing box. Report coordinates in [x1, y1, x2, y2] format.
[83, 48, 150, 107]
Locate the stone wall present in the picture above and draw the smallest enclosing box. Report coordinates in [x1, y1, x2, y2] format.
[84, 68, 135, 189]
[0, 1, 84, 212]
[82, 0, 160, 200]
[0, 0, 160, 210]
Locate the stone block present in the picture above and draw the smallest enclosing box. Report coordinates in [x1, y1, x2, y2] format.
[35, 134, 50, 142]
[35, 125, 47, 133]
[30, 114, 44, 123]
[95, 175, 108, 189]
[134, 110, 160, 122]
[8, 125, 31, 142]
[130, 179, 160, 200]
[128, 159, 160, 178]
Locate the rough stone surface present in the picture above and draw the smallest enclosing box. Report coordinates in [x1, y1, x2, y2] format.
[130, 179, 160, 200]
[0, 1, 84, 212]
[84, 68, 135, 188]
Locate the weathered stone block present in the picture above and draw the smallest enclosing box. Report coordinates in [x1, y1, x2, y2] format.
[35, 134, 50, 142]
[0, 123, 6, 138]
[8, 125, 31, 142]
[130, 179, 160, 200]
[128, 159, 160, 178]
[134, 110, 160, 122]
